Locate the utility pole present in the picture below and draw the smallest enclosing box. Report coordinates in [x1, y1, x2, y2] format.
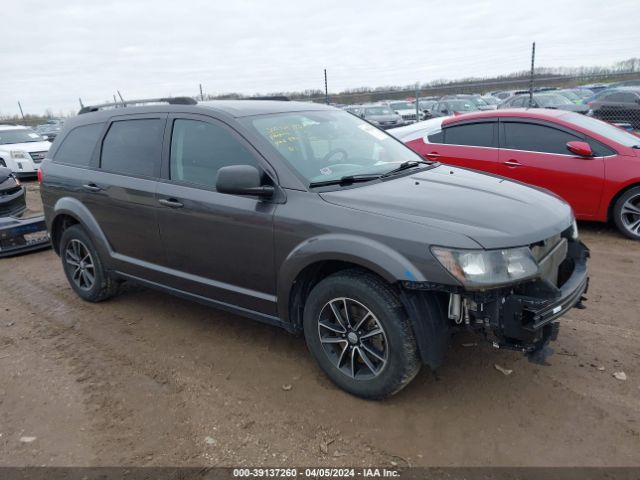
[324, 69, 329, 105]
[415, 82, 420, 122]
[199, 84, 204, 101]
[529, 41, 536, 108]
[17, 101, 25, 123]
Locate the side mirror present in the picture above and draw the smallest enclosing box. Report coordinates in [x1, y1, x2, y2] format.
[216, 165, 274, 197]
[566, 141, 593, 157]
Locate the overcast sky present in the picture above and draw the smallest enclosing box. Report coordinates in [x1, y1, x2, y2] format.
[1, 0, 639, 116]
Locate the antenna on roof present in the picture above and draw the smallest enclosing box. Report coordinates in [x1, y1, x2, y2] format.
[117, 91, 126, 107]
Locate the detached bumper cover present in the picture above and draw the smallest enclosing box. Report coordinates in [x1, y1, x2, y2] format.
[0, 213, 51, 257]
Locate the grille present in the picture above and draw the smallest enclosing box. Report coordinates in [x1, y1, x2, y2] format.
[29, 151, 47, 163]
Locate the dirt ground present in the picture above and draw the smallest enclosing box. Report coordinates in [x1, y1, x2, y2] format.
[0, 181, 638, 467]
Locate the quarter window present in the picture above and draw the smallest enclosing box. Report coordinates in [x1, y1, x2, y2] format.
[54, 123, 103, 166]
[169, 119, 258, 188]
[443, 123, 494, 147]
[503, 122, 581, 155]
[101, 119, 163, 177]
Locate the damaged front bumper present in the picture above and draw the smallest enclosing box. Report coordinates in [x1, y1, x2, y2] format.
[400, 238, 589, 368]
[0, 213, 51, 258]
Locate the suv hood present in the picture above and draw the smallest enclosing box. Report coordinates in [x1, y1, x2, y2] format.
[319, 165, 573, 249]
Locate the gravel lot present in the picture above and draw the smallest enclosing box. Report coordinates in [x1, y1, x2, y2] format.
[0, 181, 638, 467]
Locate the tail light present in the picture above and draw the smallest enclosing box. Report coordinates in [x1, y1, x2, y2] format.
[587, 102, 593, 108]
[37, 168, 43, 184]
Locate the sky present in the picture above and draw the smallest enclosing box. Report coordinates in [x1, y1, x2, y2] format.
[1, 0, 639, 116]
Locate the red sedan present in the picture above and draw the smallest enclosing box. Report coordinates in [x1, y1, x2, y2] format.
[391, 109, 640, 240]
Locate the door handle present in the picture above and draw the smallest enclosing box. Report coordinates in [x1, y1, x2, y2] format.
[158, 198, 184, 208]
[503, 160, 522, 167]
[425, 152, 441, 159]
[82, 183, 103, 192]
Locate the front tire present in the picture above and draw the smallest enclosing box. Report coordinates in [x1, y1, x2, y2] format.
[613, 186, 640, 240]
[303, 270, 420, 399]
[59, 225, 119, 302]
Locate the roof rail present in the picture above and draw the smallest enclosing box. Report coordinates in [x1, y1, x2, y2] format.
[78, 96, 197, 114]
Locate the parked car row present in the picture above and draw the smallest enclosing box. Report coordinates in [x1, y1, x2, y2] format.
[389, 109, 640, 240]
[0, 125, 52, 178]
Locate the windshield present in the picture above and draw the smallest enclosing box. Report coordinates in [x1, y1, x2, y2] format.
[536, 94, 573, 107]
[468, 97, 488, 107]
[561, 112, 640, 147]
[390, 102, 414, 110]
[448, 100, 479, 111]
[481, 97, 499, 105]
[244, 110, 424, 185]
[364, 107, 394, 116]
[557, 90, 580, 102]
[0, 128, 45, 144]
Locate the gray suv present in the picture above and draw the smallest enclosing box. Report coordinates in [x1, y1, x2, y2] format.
[40, 98, 589, 399]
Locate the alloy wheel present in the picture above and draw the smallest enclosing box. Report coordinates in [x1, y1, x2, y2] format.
[64, 239, 96, 291]
[620, 193, 640, 237]
[317, 297, 388, 380]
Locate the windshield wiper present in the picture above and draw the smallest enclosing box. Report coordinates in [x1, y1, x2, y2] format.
[632, 144, 640, 149]
[309, 174, 382, 188]
[381, 159, 435, 178]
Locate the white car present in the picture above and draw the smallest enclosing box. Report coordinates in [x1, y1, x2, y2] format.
[386, 101, 423, 124]
[0, 125, 51, 177]
[387, 116, 445, 142]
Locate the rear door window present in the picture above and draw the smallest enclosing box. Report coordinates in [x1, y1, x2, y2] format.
[53, 123, 104, 166]
[502, 122, 581, 155]
[100, 118, 164, 177]
[443, 122, 495, 147]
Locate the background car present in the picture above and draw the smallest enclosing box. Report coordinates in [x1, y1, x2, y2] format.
[441, 94, 496, 110]
[498, 93, 589, 112]
[586, 87, 640, 129]
[35, 118, 64, 141]
[0, 125, 51, 177]
[417, 99, 437, 118]
[430, 99, 480, 117]
[553, 89, 585, 104]
[354, 104, 404, 129]
[393, 109, 640, 239]
[0, 166, 49, 256]
[385, 101, 421, 123]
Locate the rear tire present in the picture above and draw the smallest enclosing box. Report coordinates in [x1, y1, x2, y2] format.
[303, 269, 420, 399]
[59, 225, 119, 302]
[613, 186, 640, 240]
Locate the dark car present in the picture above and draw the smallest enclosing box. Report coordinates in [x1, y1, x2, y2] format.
[498, 93, 589, 113]
[39, 98, 588, 399]
[430, 99, 480, 117]
[586, 87, 640, 129]
[36, 119, 65, 141]
[356, 105, 405, 129]
[0, 167, 49, 256]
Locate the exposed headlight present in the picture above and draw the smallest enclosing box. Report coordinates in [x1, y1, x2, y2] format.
[571, 219, 579, 240]
[431, 246, 538, 288]
[369, 120, 379, 125]
[10, 150, 29, 159]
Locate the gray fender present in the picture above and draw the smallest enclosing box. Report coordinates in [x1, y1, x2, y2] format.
[277, 233, 426, 322]
[51, 197, 113, 266]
